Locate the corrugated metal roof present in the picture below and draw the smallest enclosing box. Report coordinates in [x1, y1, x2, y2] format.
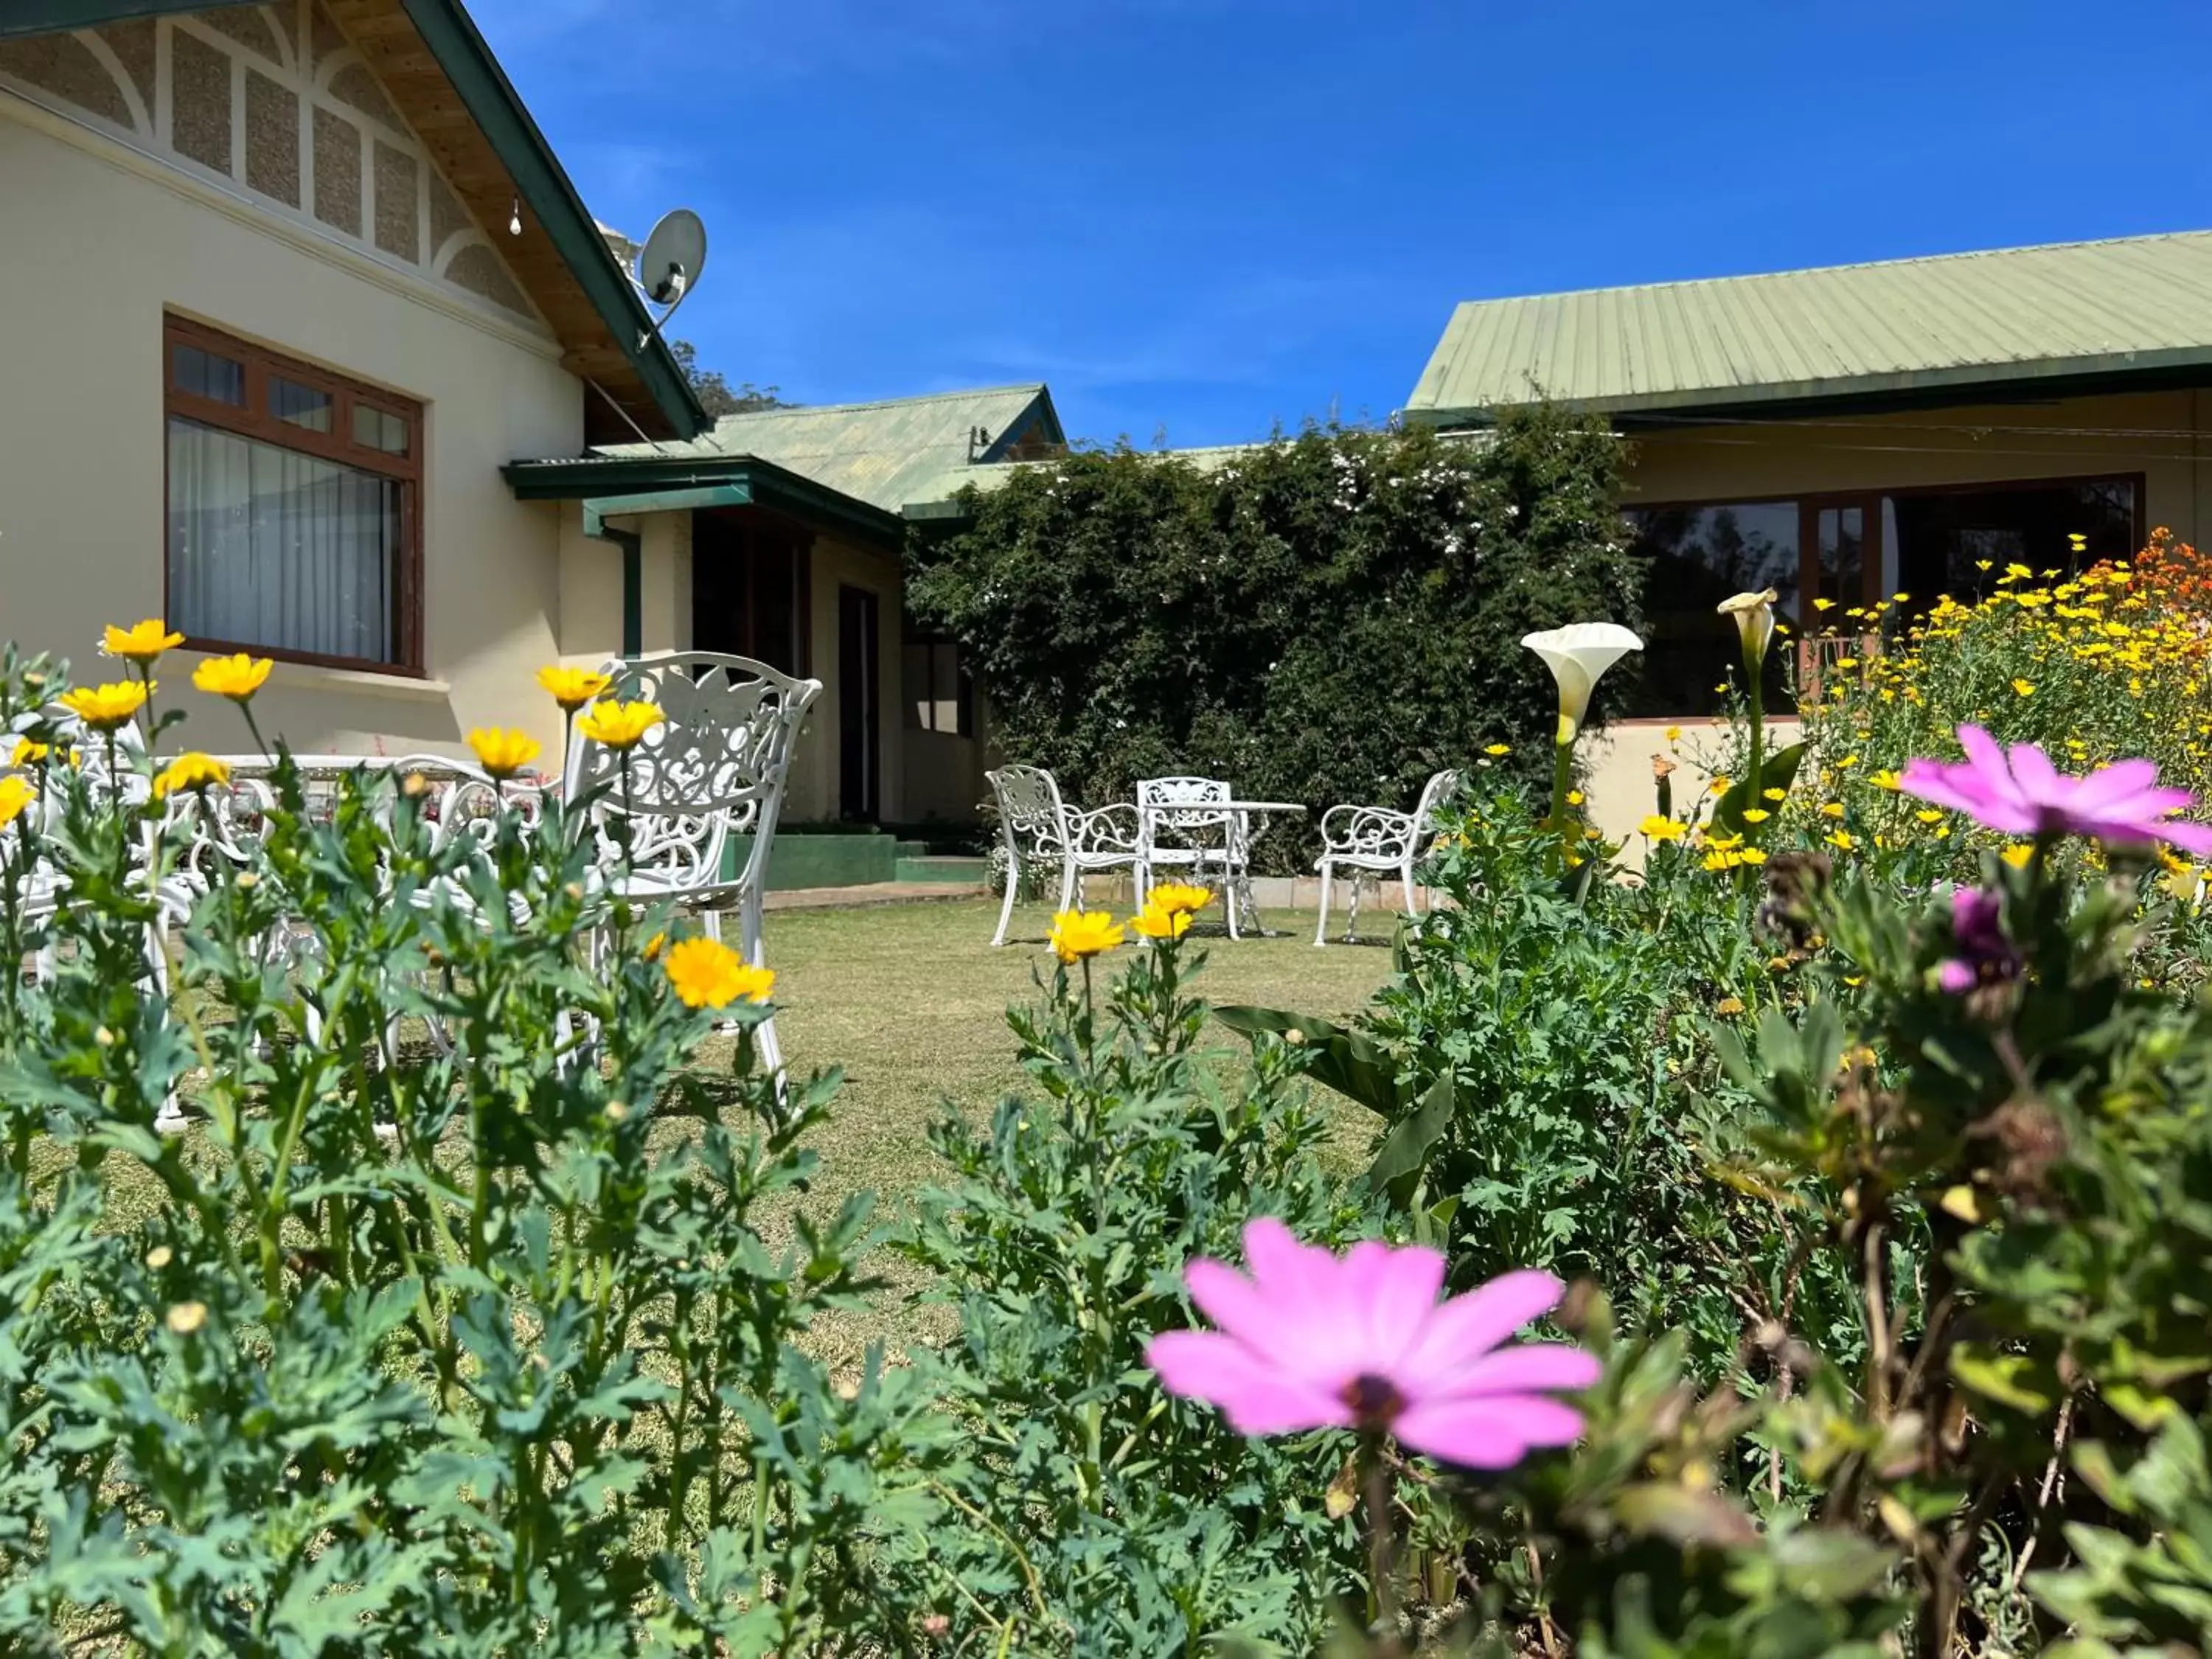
[1406, 229, 2212, 423]
[595, 384, 1057, 513]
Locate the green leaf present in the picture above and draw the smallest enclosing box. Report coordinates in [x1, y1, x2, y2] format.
[1363, 1076, 1455, 1206]
[1714, 740, 1807, 834]
[1947, 1343, 2059, 1415]
[1213, 1005, 1402, 1116]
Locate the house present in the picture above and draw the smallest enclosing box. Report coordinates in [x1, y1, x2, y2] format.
[504, 383, 1067, 827]
[0, 0, 1030, 861]
[1405, 230, 2212, 838]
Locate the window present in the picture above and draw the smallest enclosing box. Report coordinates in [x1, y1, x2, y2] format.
[1623, 474, 2140, 717]
[903, 636, 973, 736]
[1622, 501, 1801, 717]
[690, 513, 809, 675]
[164, 317, 421, 672]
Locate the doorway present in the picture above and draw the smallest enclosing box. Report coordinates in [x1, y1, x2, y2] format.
[838, 585, 880, 821]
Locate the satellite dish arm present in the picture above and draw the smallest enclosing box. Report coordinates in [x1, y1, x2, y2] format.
[636, 269, 692, 352]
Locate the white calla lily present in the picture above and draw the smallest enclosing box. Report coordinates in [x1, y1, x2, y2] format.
[1521, 622, 1645, 743]
[1717, 588, 1781, 666]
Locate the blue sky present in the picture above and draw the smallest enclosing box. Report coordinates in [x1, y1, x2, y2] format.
[476, 0, 2212, 449]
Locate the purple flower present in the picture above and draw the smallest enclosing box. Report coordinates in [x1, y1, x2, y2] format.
[1938, 886, 2018, 995]
[1144, 1219, 1598, 1468]
[1900, 725, 2212, 855]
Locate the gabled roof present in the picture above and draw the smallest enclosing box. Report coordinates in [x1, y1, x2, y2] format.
[504, 383, 1068, 543]
[591, 384, 1064, 513]
[1408, 229, 2212, 427]
[7, 0, 705, 440]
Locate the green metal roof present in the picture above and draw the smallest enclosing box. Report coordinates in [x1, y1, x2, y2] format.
[502, 453, 907, 546]
[592, 384, 1062, 515]
[1407, 229, 2212, 426]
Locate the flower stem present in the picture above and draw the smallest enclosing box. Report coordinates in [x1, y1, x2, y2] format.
[1743, 639, 1767, 829]
[1365, 1439, 1400, 1648]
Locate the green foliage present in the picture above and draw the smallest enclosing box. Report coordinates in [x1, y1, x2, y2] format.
[900, 937, 1376, 1650]
[908, 409, 1638, 859]
[0, 659, 953, 1655]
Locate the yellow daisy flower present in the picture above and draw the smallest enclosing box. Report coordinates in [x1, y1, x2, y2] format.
[664, 936, 774, 1009]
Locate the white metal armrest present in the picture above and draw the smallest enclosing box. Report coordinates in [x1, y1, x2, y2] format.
[1069, 801, 1141, 856]
[1318, 804, 1416, 860]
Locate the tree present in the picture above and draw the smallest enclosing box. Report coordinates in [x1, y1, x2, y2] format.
[669, 339, 790, 418]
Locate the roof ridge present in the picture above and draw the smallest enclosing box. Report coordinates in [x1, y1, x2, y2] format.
[1454, 228, 2212, 312]
[712, 383, 1046, 425]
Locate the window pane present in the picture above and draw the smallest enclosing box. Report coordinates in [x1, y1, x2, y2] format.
[167, 417, 397, 664]
[902, 642, 931, 729]
[751, 544, 800, 676]
[1624, 501, 1800, 716]
[1818, 505, 1864, 611]
[1887, 480, 2136, 611]
[351, 403, 409, 455]
[173, 343, 244, 405]
[929, 641, 961, 734]
[271, 375, 333, 432]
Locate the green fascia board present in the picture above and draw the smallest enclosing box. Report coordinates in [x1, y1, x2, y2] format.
[4, 0, 254, 35]
[394, 0, 706, 441]
[506, 456, 905, 548]
[1408, 349, 2212, 431]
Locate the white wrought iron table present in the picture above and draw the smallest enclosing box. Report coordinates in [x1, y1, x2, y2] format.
[1139, 798, 1305, 939]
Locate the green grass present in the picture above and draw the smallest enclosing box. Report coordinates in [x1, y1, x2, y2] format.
[44, 897, 1397, 1370]
[698, 897, 1397, 1366]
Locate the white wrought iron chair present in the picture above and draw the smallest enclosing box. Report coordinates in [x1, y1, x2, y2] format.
[985, 764, 1142, 947]
[1136, 775, 1244, 928]
[563, 652, 821, 1074]
[1312, 768, 1463, 947]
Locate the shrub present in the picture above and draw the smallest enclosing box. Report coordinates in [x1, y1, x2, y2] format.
[899, 923, 1376, 1649]
[1798, 532, 2212, 865]
[0, 651, 953, 1654]
[906, 407, 1640, 857]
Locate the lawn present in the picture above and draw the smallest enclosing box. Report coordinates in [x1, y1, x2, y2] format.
[704, 897, 1398, 1366]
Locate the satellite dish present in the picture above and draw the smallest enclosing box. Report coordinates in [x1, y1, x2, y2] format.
[637, 209, 706, 305]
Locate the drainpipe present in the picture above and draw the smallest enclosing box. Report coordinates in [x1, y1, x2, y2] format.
[582, 501, 642, 658]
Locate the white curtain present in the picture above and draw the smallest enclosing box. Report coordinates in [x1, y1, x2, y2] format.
[167, 419, 396, 662]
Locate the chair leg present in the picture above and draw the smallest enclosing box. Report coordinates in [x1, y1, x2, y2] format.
[992, 858, 1019, 947]
[1059, 858, 1077, 914]
[1312, 864, 1332, 947]
[1400, 857, 1419, 917]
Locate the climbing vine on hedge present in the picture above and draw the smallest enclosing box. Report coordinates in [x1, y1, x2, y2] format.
[906, 406, 1641, 849]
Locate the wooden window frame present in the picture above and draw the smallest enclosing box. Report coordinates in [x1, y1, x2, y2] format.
[1618, 470, 2146, 719]
[1627, 470, 2146, 620]
[163, 315, 425, 675]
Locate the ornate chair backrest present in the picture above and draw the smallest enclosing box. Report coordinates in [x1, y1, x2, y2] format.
[563, 653, 822, 898]
[987, 765, 1071, 864]
[1412, 768, 1464, 832]
[1136, 775, 1234, 849]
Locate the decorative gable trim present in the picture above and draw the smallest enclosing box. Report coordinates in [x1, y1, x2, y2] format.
[0, 1, 549, 333]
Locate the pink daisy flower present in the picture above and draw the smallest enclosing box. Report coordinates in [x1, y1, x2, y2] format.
[1144, 1219, 1598, 1468]
[1900, 725, 2212, 855]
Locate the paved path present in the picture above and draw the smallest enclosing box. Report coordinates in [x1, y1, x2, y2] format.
[763, 881, 987, 912]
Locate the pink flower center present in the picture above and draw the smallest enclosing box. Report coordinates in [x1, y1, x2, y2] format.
[1340, 1372, 1406, 1431]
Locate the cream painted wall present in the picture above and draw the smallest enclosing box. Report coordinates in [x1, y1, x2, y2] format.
[0, 98, 583, 763]
[555, 504, 627, 663]
[903, 727, 989, 824]
[1582, 716, 1803, 863]
[792, 536, 905, 824]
